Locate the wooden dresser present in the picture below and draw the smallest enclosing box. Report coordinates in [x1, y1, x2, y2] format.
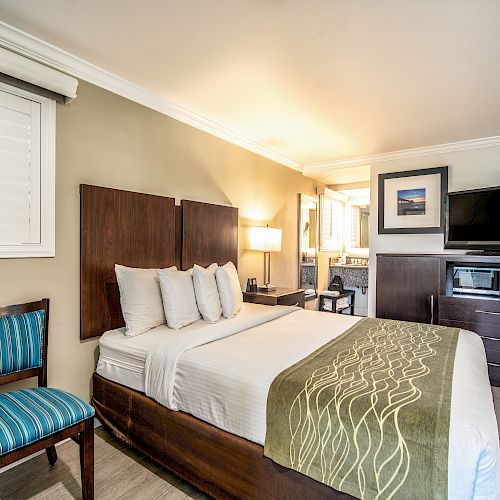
[377, 253, 500, 385]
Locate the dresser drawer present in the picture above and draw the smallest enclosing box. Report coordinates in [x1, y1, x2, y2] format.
[438, 296, 500, 338]
[439, 296, 500, 323]
[483, 336, 500, 364]
[439, 318, 500, 338]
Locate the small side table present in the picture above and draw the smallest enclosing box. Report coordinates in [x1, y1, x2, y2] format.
[243, 288, 305, 308]
[318, 290, 355, 315]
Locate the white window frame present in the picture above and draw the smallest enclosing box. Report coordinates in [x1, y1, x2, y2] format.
[0, 82, 55, 258]
[318, 188, 347, 252]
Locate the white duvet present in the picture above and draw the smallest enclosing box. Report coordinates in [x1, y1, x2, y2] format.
[102, 303, 500, 499]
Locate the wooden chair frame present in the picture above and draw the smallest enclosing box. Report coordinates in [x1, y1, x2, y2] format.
[0, 299, 94, 500]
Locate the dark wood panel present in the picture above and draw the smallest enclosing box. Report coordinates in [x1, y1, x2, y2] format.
[376, 256, 440, 323]
[243, 293, 278, 306]
[181, 200, 238, 270]
[377, 253, 500, 264]
[80, 185, 176, 340]
[488, 363, 500, 386]
[92, 373, 353, 500]
[439, 318, 500, 339]
[485, 349, 500, 365]
[439, 295, 500, 326]
[243, 288, 305, 308]
[482, 336, 500, 353]
[277, 291, 305, 308]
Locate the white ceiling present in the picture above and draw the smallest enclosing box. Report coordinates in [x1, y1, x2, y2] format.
[1, 0, 499, 181]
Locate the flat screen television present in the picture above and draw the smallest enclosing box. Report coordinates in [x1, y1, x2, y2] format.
[444, 186, 500, 252]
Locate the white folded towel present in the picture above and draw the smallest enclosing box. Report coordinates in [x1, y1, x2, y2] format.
[322, 298, 334, 311]
[336, 297, 349, 311]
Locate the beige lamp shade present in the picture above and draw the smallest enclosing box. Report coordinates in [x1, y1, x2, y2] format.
[248, 226, 282, 252]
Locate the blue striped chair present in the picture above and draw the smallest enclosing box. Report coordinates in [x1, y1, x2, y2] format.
[0, 299, 95, 499]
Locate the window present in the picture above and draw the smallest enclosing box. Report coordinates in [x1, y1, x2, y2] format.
[0, 83, 55, 257]
[319, 194, 344, 251]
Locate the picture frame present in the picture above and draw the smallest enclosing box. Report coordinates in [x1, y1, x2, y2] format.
[378, 166, 448, 234]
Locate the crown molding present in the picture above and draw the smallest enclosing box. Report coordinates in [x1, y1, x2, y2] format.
[0, 21, 302, 172]
[303, 135, 500, 173]
[4, 20, 499, 177]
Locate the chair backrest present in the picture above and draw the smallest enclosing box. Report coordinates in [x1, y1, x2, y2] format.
[0, 299, 50, 387]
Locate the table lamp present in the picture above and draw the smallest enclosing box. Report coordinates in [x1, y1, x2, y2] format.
[248, 225, 282, 291]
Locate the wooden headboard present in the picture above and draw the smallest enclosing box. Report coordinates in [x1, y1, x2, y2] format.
[181, 200, 238, 270]
[80, 185, 176, 340]
[80, 185, 239, 340]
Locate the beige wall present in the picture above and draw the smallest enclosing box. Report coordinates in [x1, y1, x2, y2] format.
[368, 146, 500, 316]
[0, 81, 324, 400]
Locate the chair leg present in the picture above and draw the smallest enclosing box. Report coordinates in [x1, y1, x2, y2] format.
[46, 445, 58, 465]
[79, 418, 94, 500]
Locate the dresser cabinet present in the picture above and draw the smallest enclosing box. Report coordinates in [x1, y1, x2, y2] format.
[377, 253, 500, 386]
[376, 255, 440, 324]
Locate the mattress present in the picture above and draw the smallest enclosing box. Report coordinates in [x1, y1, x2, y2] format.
[97, 317, 212, 392]
[97, 324, 169, 392]
[97, 303, 500, 499]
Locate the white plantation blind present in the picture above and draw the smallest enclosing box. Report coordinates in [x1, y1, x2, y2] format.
[0, 91, 41, 244]
[0, 84, 55, 257]
[348, 204, 361, 248]
[320, 195, 344, 251]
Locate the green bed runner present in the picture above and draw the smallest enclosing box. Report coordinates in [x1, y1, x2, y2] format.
[264, 317, 459, 500]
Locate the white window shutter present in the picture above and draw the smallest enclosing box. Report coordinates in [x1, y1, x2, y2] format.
[0, 83, 55, 257]
[320, 196, 344, 251]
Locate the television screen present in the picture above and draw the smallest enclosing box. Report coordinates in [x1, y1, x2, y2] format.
[445, 186, 500, 250]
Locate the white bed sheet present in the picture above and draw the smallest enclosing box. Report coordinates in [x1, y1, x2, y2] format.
[96, 303, 293, 394]
[97, 324, 166, 392]
[97, 303, 500, 499]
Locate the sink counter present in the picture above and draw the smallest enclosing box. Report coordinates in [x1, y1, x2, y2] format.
[331, 264, 369, 269]
[329, 264, 368, 288]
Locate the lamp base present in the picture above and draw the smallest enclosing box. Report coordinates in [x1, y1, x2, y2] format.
[257, 284, 277, 292]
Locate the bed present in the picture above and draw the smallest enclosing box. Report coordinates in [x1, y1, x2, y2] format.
[82, 185, 500, 499]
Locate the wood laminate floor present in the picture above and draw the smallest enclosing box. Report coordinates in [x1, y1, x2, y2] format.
[0, 426, 209, 500]
[2, 388, 500, 499]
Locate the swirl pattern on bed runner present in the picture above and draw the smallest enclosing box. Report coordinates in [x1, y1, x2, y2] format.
[265, 317, 460, 500]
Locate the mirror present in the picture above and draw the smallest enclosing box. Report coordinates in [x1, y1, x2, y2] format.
[298, 194, 318, 300]
[347, 203, 370, 250]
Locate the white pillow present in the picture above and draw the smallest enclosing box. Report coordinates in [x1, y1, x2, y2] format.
[157, 268, 201, 329]
[192, 263, 221, 323]
[215, 261, 243, 318]
[115, 264, 177, 337]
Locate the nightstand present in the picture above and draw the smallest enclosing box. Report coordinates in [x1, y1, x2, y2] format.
[243, 288, 305, 308]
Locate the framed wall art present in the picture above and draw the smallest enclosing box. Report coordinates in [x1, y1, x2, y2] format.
[378, 166, 448, 234]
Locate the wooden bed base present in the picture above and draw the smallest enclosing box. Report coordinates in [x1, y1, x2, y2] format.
[92, 373, 353, 499]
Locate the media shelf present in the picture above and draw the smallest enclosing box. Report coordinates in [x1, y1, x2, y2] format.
[445, 260, 500, 300]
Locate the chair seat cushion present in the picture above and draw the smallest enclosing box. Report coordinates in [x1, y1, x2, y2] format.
[0, 387, 95, 456]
